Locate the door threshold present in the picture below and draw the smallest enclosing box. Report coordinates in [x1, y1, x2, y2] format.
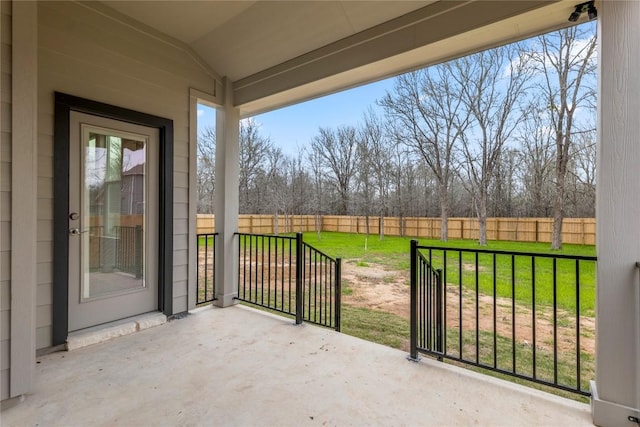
[66, 312, 167, 351]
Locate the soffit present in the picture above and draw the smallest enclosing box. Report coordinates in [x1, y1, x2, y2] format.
[104, 1, 433, 81]
[98, 0, 589, 115]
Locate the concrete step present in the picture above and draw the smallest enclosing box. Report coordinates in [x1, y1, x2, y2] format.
[66, 312, 167, 351]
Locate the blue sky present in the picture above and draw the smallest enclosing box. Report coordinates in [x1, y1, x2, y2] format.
[197, 78, 395, 156]
[196, 21, 596, 157]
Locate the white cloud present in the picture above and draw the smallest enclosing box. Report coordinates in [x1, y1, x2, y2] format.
[197, 109, 205, 117]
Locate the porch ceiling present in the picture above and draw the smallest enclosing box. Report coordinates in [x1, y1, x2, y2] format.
[98, 0, 589, 115]
[104, 1, 435, 80]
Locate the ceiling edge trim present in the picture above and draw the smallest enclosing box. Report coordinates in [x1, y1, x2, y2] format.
[75, 0, 223, 82]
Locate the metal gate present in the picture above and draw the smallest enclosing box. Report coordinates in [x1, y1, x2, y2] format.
[409, 240, 443, 360]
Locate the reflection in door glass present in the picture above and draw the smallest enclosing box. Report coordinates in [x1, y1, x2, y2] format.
[84, 131, 146, 300]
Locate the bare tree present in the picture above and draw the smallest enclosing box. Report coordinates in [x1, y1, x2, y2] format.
[197, 126, 216, 214]
[454, 44, 531, 245]
[565, 128, 596, 217]
[387, 142, 417, 234]
[489, 148, 519, 217]
[287, 151, 313, 216]
[355, 126, 374, 236]
[307, 146, 327, 238]
[516, 102, 556, 217]
[259, 146, 289, 233]
[356, 108, 393, 239]
[310, 126, 359, 215]
[529, 23, 597, 249]
[380, 65, 469, 241]
[239, 118, 273, 214]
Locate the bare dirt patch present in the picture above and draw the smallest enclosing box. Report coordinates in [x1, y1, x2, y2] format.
[341, 259, 595, 355]
[341, 260, 411, 318]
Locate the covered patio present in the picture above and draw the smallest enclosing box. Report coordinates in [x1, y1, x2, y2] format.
[2, 1, 640, 425]
[1, 306, 591, 426]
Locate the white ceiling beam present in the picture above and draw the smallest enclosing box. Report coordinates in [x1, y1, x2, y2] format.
[233, 0, 565, 115]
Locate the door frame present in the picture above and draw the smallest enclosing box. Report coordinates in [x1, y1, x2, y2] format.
[52, 92, 174, 346]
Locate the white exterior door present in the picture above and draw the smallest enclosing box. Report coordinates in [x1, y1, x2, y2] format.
[68, 112, 159, 332]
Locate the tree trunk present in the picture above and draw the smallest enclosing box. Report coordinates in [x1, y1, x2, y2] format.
[551, 174, 565, 250]
[365, 214, 370, 238]
[438, 184, 449, 242]
[315, 214, 321, 240]
[477, 191, 488, 246]
[379, 214, 384, 241]
[274, 211, 279, 235]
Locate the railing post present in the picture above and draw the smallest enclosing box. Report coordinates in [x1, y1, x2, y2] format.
[295, 232, 303, 325]
[135, 225, 143, 279]
[409, 239, 418, 360]
[334, 257, 342, 332]
[436, 268, 443, 358]
[212, 233, 217, 300]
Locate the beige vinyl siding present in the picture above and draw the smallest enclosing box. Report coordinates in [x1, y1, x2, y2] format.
[35, 1, 215, 348]
[0, 0, 11, 400]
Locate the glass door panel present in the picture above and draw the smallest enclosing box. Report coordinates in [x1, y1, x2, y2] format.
[82, 127, 147, 300]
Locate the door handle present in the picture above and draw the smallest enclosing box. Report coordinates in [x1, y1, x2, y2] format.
[69, 228, 88, 235]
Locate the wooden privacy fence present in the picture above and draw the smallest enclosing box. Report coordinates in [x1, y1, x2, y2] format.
[196, 214, 596, 245]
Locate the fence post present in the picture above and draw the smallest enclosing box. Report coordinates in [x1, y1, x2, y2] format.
[295, 232, 303, 325]
[410, 239, 418, 360]
[334, 257, 341, 332]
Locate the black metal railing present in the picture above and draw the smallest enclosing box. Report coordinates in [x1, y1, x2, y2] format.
[197, 233, 218, 305]
[409, 240, 597, 397]
[236, 232, 341, 330]
[301, 240, 341, 330]
[89, 225, 142, 277]
[114, 225, 143, 278]
[410, 241, 443, 359]
[89, 226, 104, 271]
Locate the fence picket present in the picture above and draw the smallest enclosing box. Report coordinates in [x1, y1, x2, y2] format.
[197, 215, 596, 245]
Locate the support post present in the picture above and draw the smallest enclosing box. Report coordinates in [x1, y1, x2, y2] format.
[592, 2, 640, 425]
[10, 0, 38, 398]
[213, 77, 240, 307]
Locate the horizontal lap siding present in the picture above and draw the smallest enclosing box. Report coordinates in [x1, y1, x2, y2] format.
[35, 1, 214, 347]
[0, 0, 10, 400]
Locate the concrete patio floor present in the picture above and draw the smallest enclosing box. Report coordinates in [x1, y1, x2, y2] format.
[1, 305, 592, 426]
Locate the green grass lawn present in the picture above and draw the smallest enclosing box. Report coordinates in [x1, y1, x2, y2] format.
[301, 231, 596, 258]
[301, 232, 596, 315]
